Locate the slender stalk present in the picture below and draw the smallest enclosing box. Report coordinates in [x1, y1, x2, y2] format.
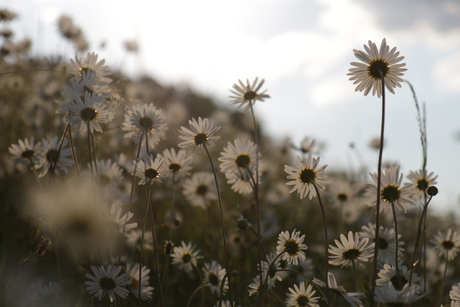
[371, 75, 386, 302]
[391, 202, 403, 290]
[438, 258, 449, 306]
[138, 181, 152, 304]
[351, 259, 360, 292]
[203, 144, 234, 307]
[67, 127, 81, 178]
[313, 183, 331, 307]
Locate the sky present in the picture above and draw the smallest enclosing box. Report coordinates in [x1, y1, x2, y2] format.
[5, 0, 460, 212]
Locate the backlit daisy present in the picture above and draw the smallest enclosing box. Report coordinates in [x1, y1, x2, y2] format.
[106, 204, 137, 236]
[329, 231, 374, 268]
[284, 154, 328, 200]
[348, 38, 407, 97]
[406, 169, 438, 200]
[68, 52, 111, 85]
[125, 263, 153, 300]
[376, 262, 420, 290]
[359, 223, 404, 264]
[178, 117, 221, 154]
[374, 282, 423, 305]
[9, 136, 42, 166]
[313, 272, 365, 307]
[365, 165, 416, 213]
[182, 172, 217, 209]
[202, 261, 228, 295]
[123, 103, 168, 148]
[134, 154, 168, 185]
[328, 178, 362, 208]
[82, 159, 123, 189]
[161, 147, 192, 181]
[218, 138, 260, 181]
[66, 90, 114, 133]
[450, 283, 460, 307]
[276, 229, 308, 265]
[85, 265, 130, 302]
[285, 281, 319, 307]
[171, 241, 203, 272]
[226, 171, 258, 194]
[36, 136, 72, 177]
[431, 228, 460, 261]
[229, 77, 270, 111]
[28, 280, 62, 307]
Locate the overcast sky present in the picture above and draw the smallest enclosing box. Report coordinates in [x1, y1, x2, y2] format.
[6, 0, 460, 212]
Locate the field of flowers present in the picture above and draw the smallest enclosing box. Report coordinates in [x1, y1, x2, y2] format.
[1, 8, 460, 307]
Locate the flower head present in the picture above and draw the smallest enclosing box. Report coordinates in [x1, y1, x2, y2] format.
[329, 231, 374, 268]
[313, 273, 365, 307]
[171, 241, 203, 272]
[285, 281, 319, 307]
[359, 222, 404, 264]
[125, 263, 154, 300]
[202, 261, 228, 295]
[229, 77, 270, 111]
[284, 154, 328, 200]
[161, 148, 192, 181]
[123, 103, 168, 148]
[178, 117, 221, 154]
[68, 52, 111, 85]
[36, 136, 73, 177]
[374, 282, 423, 305]
[450, 283, 460, 307]
[182, 172, 217, 208]
[406, 169, 438, 200]
[9, 137, 42, 166]
[85, 265, 130, 302]
[276, 229, 308, 265]
[431, 228, 460, 261]
[218, 138, 260, 180]
[28, 280, 62, 307]
[348, 38, 407, 97]
[134, 154, 168, 185]
[365, 165, 416, 213]
[376, 262, 420, 291]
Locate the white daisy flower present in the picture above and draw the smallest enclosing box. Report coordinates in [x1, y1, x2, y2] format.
[36, 136, 73, 177]
[313, 272, 365, 307]
[67, 52, 111, 85]
[28, 280, 62, 307]
[82, 159, 124, 188]
[376, 262, 420, 290]
[182, 172, 217, 209]
[328, 178, 362, 208]
[218, 138, 260, 181]
[125, 263, 154, 300]
[229, 77, 270, 111]
[8, 136, 42, 166]
[285, 281, 319, 307]
[431, 228, 460, 261]
[202, 261, 228, 296]
[123, 103, 168, 148]
[365, 165, 416, 213]
[134, 154, 168, 185]
[328, 231, 374, 268]
[284, 154, 328, 200]
[406, 169, 438, 200]
[85, 265, 130, 302]
[450, 283, 460, 307]
[374, 282, 423, 305]
[276, 229, 308, 265]
[178, 117, 221, 154]
[171, 241, 203, 272]
[161, 147, 192, 181]
[106, 204, 137, 236]
[125, 229, 153, 251]
[359, 223, 404, 264]
[66, 90, 114, 133]
[348, 38, 407, 97]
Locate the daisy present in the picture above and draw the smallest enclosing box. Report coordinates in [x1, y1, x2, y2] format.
[284, 154, 328, 200]
[376, 262, 420, 290]
[85, 265, 131, 302]
[134, 154, 168, 185]
[182, 172, 217, 209]
[202, 261, 228, 296]
[285, 281, 319, 307]
[28, 280, 62, 307]
[226, 172, 258, 194]
[261, 252, 284, 289]
[123, 103, 168, 148]
[365, 165, 416, 213]
[8, 137, 42, 166]
[329, 231, 374, 268]
[229, 77, 270, 111]
[450, 283, 460, 307]
[276, 229, 308, 265]
[348, 38, 407, 97]
[178, 117, 221, 154]
[431, 228, 460, 261]
[359, 223, 404, 264]
[313, 272, 365, 307]
[161, 148, 192, 181]
[67, 52, 111, 85]
[125, 263, 154, 300]
[36, 136, 73, 177]
[106, 204, 137, 236]
[248, 275, 262, 297]
[374, 282, 423, 305]
[82, 159, 123, 188]
[218, 138, 260, 180]
[126, 229, 153, 251]
[171, 241, 203, 272]
[328, 178, 362, 208]
[66, 90, 114, 133]
[406, 169, 438, 200]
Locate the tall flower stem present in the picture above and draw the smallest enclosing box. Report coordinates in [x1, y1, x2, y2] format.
[371, 75, 386, 301]
[203, 144, 234, 307]
[438, 258, 449, 306]
[313, 184, 331, 307]
[391, 202, 403, 289]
